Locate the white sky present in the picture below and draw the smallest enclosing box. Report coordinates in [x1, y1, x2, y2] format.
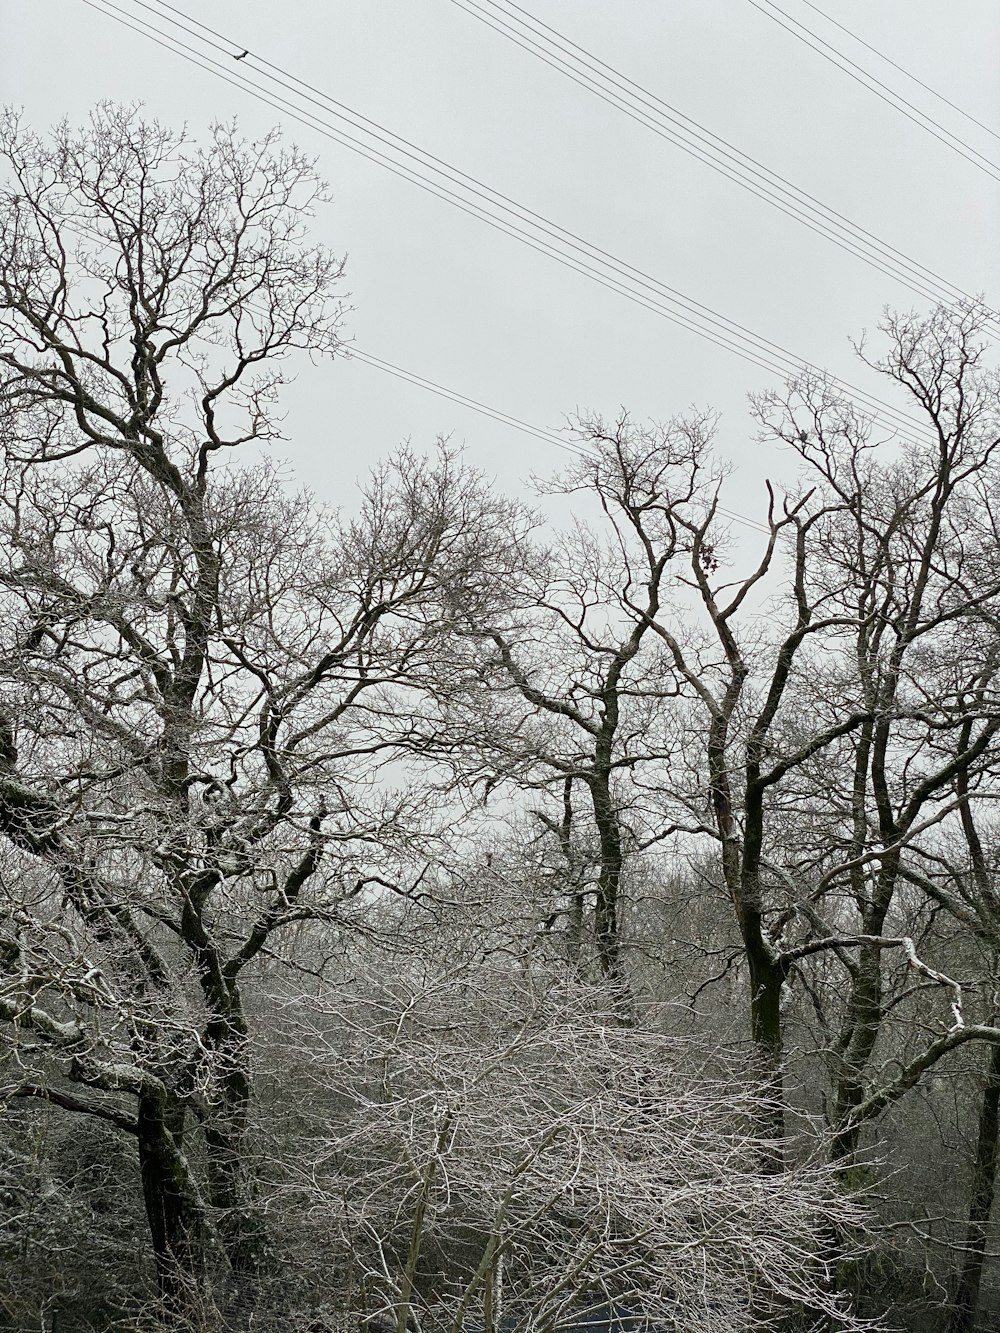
[2, 0, 999, 517]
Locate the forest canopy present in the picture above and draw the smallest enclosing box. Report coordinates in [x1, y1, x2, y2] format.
[2, 105, 1000, 1333]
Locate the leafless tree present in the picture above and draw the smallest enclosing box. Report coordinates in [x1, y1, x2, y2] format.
[746, 306, 1000, 1161]
[436, 320, 1000, 1197]
[0, 105, 528, 1311]
[443, 412, 720, 994]
[5, 101, 1000, 1331]
[279, 964, 881, 1333]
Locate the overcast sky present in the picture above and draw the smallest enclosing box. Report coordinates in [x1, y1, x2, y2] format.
[2, 0, 999, 516]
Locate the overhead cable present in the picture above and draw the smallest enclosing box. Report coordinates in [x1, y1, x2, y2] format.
[81, 0, 935, 442]
[25, 219, 909, 541]
[124, 0, 941, 436]
[349, 349, 773, 535]
[747, 0, 1000, 183]
[795, 0, 1000, 146]
[448, 0, 995, 328]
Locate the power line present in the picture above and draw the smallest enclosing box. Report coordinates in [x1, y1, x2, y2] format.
[29, 225, 784, 541]
[23, 211, 895, 540]
[351, 348, 584, 457]
[81, 0, 935, 443]
[448, 0, 995, 327]
[55, 213, 621, 483]
[7, 168, 945, 543]
[77, 0, 797, 386]
[747, 0, 1000, 183]
[132, 0, 946, 437]
[346, 350, 773, 535]
[795, 0, 1000, 146]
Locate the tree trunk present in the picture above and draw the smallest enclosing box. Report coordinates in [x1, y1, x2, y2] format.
[744, 909, 787, 1168]
[831, 855, 900, 1164]
[204, 1121, 269, 1276]
[587, 770, 624, 984]
[204, 1036, 271, 1277]
[948, 1041, 1000, 1333]
[136, 1091, 207, 1312]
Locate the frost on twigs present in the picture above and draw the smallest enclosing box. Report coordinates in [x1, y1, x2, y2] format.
[273, 969, 879, 1333]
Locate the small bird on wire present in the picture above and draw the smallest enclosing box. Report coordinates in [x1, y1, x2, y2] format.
[234, 49, 249, 60]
